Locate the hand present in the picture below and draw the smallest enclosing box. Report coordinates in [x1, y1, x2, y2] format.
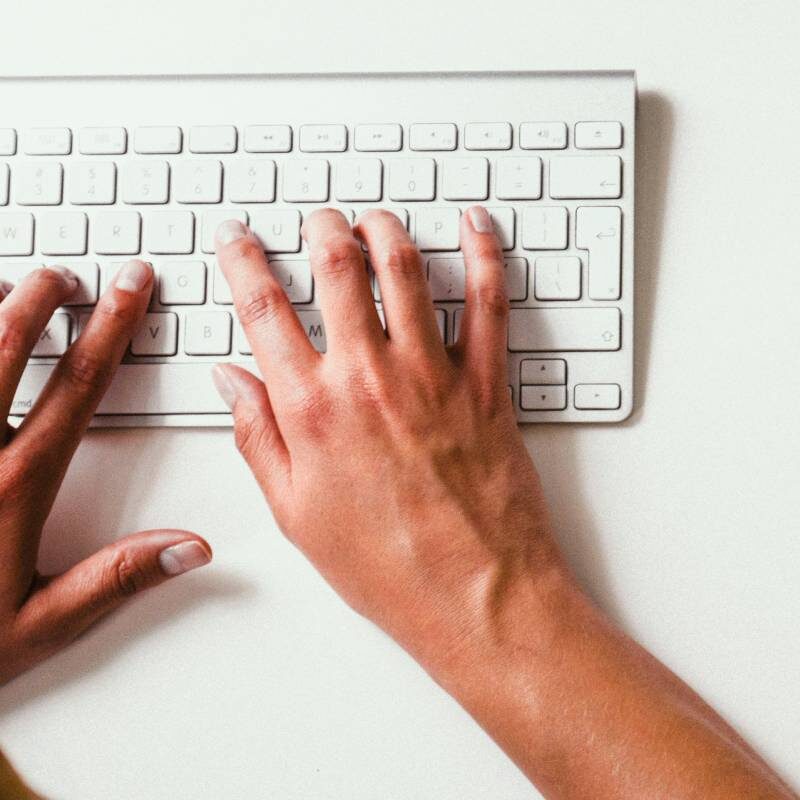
[0, 261, 211, 685]
[212, 207, 566, 670]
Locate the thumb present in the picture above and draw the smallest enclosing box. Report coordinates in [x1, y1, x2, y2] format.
[18, 530, 211, 652]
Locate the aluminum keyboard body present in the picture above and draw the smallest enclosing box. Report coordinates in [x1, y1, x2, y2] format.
[0, 71, 636, 426]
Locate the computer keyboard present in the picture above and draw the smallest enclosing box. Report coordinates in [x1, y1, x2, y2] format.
[0, 71, 635, 426]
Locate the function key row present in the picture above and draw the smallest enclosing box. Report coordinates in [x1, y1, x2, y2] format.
[0, 122, 624, 157]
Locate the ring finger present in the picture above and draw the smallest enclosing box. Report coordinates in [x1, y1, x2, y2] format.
[0, 266, 78, 423]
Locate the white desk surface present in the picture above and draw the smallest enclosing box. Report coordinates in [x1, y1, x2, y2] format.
[1, 1, 799, 797]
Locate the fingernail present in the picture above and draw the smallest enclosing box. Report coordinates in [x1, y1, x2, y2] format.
[467, 206, 494, 234]
[211, 364, 238, 410]
[115, 260, 152, 293]
[44, 265, 79, 290]
[159, 541, 211, 576]
[216, 219, 249, 246]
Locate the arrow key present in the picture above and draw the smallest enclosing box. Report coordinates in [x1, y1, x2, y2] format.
[520, 385, 567, 411]
[574, 383, 621, 410]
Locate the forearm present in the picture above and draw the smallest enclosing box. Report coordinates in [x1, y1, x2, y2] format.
[425, 563, 796, 800]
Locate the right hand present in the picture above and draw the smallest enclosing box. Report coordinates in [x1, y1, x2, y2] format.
[212, 208, 569, 670]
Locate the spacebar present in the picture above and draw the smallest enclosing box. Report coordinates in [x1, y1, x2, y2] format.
[11, 363, 237, 416]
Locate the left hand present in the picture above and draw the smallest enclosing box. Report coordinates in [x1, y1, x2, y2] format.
[0, 260, 211, 685]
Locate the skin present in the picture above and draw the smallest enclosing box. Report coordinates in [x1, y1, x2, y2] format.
[0, 208, 796, 798]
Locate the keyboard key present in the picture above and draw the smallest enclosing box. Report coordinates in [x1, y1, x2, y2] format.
[299, 125, 347, 153]
[213, 263, 233, 304]
[428, 257, 465, 300]
[158, 261, 206, 305]
[520, 359, 566, 385]
[550, 156, 621, 199]
[520, 385, 567, 411]
[415, 208, 460, 251]
[236, 320, 252, 355]
[496, 157, 542, 200]
[334, 158, 382, 202]
[69, 162, 117, 205]
[23, 128, 71, 155]
[508, 307, 620, 352]
[503, 257, 528, 300]
[58, 261, 99, 305]
[228, 160, 276, 203]
[409, 123, 457, 151]
[202, 209, 248, 253]
[249, 209, 301, 253]
[39, 211, 88, 256]
[576, 205, 621, 300]
[575, 122, 623, 149]
[94, 211, 141, 255]
[0, 129, 17, 156]
[283, 159, 330, 202]
[122, 160, 170, 204]
[185, 311, 232, 355]
[244, 125, 292, 153]
[534, 256, 581, 300]
[519, 122, 567, 150]
[145, 210, 195, 254]
[189, 125, 237, 153]
[131, 312, 179, 356]
[0, 164, 8, 206]
[521, 206, 568, 250]
[574, 383, 621, 410]
[0, 262, 38, 284]
[269, 260, 313, 303]
[296, 310, 326, 351]
[134, 126, 182, 154]
[354, 124, 402, 152]
[32, 313, 70, 357]
[0, 213, 34, 255]
[442, 157, 489, 201]
[174, 160, 222, 203]
[464, 122, 512, 150]
[486, 207, 515, 250]
[388, 158, 436, 201]
[15, 163, 63, 205]
[79, 127, 127, 155]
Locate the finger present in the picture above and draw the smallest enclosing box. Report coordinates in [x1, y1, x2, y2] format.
[301, 208, 384, 355]
[215, 220, 319, 396]
[0, 266, 79, 422]
[354, 210, 442, 355]
[16, 530, 211, 654]
[212, 363, 290, 498]
[456, 207, 509, 394]
[14, 260, 153, 466]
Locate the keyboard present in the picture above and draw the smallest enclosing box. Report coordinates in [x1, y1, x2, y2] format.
[0, 71, 635, 426]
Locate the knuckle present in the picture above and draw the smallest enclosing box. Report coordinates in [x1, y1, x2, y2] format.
[58, 349, 112, 392]
[233, 413, 266, 457]
[382, 243, 422, 276]
[237, 284, 285, 328]
[286, 384, 335, 439]
[313, 236, 362, 277]
[96, 294, 139, 326]
[468, 285, 509, 316]
[106, 551, 150, 599]
[221, 237, 263, 265]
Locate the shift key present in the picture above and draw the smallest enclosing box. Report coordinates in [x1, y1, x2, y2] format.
[508, 308, 620, 352]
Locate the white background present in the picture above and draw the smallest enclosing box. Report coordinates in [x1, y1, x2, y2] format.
[1, 0, 799, 797]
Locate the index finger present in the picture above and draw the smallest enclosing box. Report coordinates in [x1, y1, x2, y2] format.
[215, 220, 319, 396]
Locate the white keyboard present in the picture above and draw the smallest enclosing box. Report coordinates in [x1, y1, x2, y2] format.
[0, 71, 635, 426]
